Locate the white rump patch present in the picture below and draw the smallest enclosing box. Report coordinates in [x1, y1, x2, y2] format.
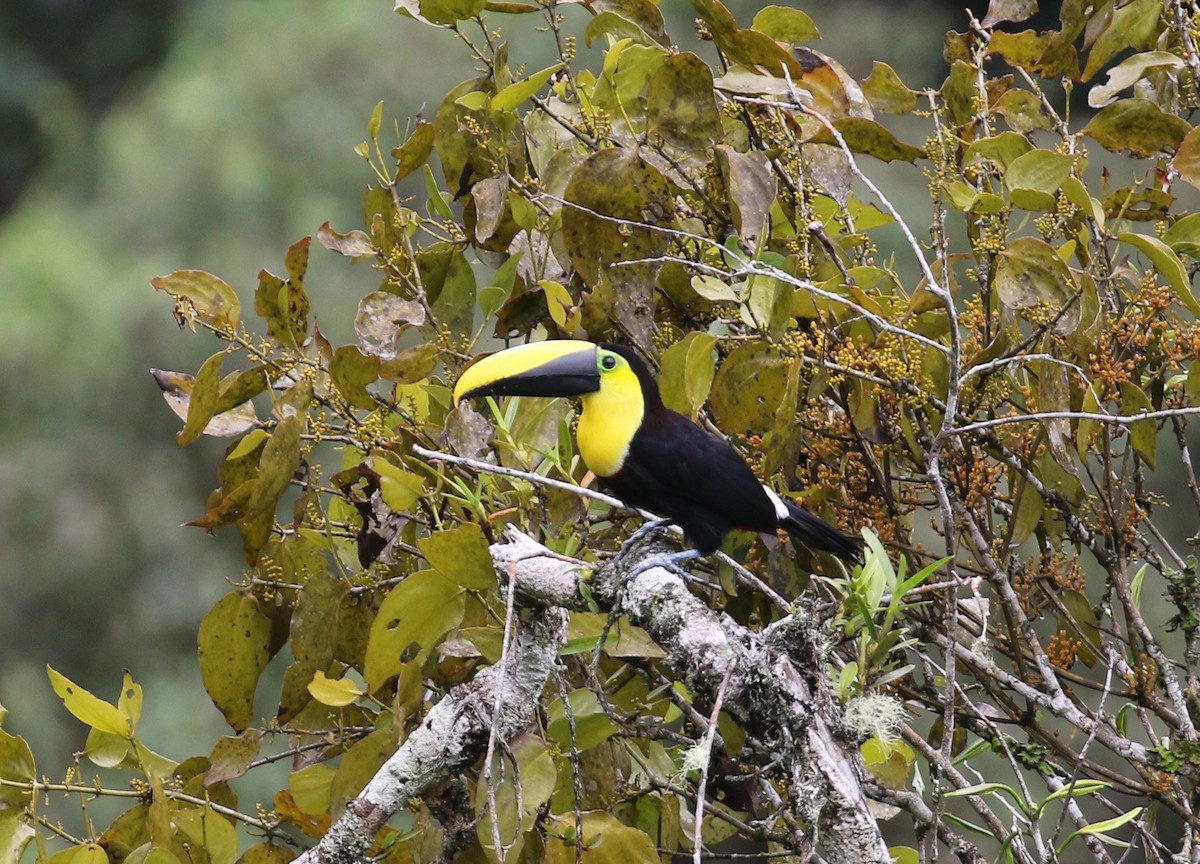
[763, 486, 788, 522]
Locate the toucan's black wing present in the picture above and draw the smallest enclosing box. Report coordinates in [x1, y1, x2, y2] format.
[604, 407, 779, 554]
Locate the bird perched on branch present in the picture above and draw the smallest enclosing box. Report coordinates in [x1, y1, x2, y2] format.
[453, 340, 861, 567]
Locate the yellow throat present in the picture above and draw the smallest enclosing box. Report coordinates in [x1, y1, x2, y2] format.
[576, 360, 644, 478]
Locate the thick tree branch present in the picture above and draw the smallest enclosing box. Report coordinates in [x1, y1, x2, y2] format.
[492, 527, 890, 864]
[292, 603, 568, 864]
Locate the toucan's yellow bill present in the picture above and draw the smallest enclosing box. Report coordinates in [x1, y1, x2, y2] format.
[453, 340, 601, 406]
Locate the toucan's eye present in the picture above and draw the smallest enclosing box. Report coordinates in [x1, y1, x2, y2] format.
[600, 354, 617, 371]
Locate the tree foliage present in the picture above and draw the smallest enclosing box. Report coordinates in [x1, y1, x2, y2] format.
[7, 0, 1200, 862]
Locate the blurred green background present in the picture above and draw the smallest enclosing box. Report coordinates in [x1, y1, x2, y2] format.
[0, 0, 965, 773]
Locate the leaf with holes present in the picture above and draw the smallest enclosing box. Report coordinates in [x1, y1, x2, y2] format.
[363, 570, 465, 693]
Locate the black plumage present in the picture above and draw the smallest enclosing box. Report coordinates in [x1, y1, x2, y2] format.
[600, 345, 860, 562]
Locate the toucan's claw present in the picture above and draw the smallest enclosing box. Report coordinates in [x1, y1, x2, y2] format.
[620, 518, 673, 556]
[626, 548, 704, 582]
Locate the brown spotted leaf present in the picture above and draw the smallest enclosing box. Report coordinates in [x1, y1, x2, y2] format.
[204, 731, 263, 786]
[255, 238, 312, 346]
[198, 592, 272, 732]
[1083, 98, 1190, 158]
[647, 53, 721, 150]
[562, 148, 672, 288]
[711, 342, 788, 434]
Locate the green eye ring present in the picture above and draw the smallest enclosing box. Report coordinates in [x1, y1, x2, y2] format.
[600, 353, 617, 371]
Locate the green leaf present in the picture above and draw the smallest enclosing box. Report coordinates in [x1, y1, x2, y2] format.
[479, 253, 522, 320]
[1120, 382, 1157, 469]
[236, 844, 297, 864]
[371, 455, 427, 513]
[418, 523, 497, 590]
[993, 88, 1052, 132]
[367, 100, 384, 140]
[1089, 51, 1185, 108]
[391, 120, 436, 183]
[152, 368, 259, 440]
[1118, 232, 1200, 317]
[993, 236, 1073, 311]
[254, 237, 312, 347]
[492, 63, 563, 111]
[562, 148, 673, 288]
[547, 689, 619, 751]
[1174, 125, 1200, 195]
[1163, 213, 1200, 258]
[545, 811, 658, 863]
[1083, 98, 1191, 158]
[810, 117, 926, 164]
[331, 345, 381, 410]
[585, 11, 663, 48]
[198, 591, 272, 732]
[750, 5, 819, 42]
[289, 763, 335, 817]
[397, 0, 487, 25]
[660, 332, 718, 418]
[861, 61, 917, 114]
[690, 275, 738, 303]
[151, 270, 241, 333]
[1035, 780, 1111, 817]
[0, 727, 35, 811]
[175, 807, 239, 864]
[964, 131, 1033, 169]
[1004, 149, 1074, 211]
[177, 352, 225, 447]
[246, 414, 303, 520]
[944, 781, 1029, 813]
[0, 814, 35, 864]
[476, 734, 558, 863]
[363, 570, 465, 692]
[1058, 806, 1142, 853]
[861, 738, 914, 790]
[43, 843, 109, 864]
[46, 667, 131, 737]
[1081, 0, 1162, 81]
[718, 146, 776, 252]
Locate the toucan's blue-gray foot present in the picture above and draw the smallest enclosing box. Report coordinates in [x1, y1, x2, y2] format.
[626, 548, 703, 582]
[620, 518, 674, 556]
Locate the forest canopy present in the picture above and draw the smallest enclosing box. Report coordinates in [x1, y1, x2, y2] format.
[6, 1, 1200, 863]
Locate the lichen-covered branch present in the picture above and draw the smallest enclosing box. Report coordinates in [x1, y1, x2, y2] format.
[492, 527, 890, 864]
[292, 604, 568, 864]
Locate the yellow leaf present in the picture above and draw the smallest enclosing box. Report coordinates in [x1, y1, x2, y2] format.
[46, 667, 130, 737]
[307, 672, 363, 708]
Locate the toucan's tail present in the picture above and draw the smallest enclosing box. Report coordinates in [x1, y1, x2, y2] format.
[780, 501, 862, 564]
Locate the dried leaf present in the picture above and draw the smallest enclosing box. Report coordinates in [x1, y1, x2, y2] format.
[354, 292, 426, 359]
[151, 270, 240, 333]
[316, 222, 374, 258]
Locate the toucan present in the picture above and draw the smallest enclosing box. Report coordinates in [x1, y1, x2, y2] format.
[453, 340, 861, 565]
